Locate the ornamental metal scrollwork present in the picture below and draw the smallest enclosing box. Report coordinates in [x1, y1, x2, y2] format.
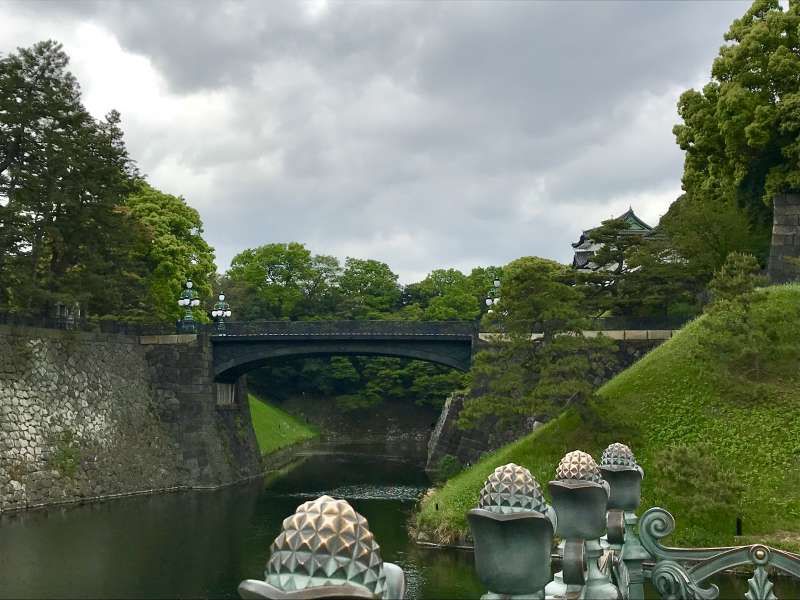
[639, 508, 800, 600]
[650, 560, 718, 600]
[745, 567, 777, 600]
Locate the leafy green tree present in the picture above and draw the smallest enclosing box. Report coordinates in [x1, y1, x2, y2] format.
[227, 242, 341, 320]
[620, 238, 703, 319]
[338, 258, 400, 318]
[577, 218, 648, 317]
[460, 256, 616, 430]
[500, 257, 585, 337]
[660, 194, 767, 276]
[467, 266, 504, 316]
[698, 253, 793, 386]
[671, 0, 800, 268]
[424, 292, 481, 320]
[0, 40, 141, 316]
[125, 182, 216, 321]
[403, 268, 482, 321]
[414, 268, 469, 300]
[708, 251, 767, 304]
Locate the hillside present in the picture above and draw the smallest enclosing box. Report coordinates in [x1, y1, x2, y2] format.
[415, 285, 800, 550]
[248, 394, 318, 456]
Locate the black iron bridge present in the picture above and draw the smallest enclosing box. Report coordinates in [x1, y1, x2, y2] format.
[211, 321, 478, 382]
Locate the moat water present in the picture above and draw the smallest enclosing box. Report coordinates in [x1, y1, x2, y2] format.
[0, 442, 798, 599]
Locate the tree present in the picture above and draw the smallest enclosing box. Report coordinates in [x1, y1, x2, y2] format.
[125, 182, 216, 321]
[620, 238, 703, 319]
[660, 194, 767, 276]
[424, 292, 481, 321]
[459, 256, 616, 430]
[402, 268, 483, 321]
[499, 256, 586, 337]
[338, 258, 400, 319]
[577, 217, 648, 317]
[0, 41, 142, 316]
[671, 0, 800, 270]
[226, 242, 340, 320]
[707, 251, 767, 304]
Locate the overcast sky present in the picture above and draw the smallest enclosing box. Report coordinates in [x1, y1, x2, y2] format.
[2, 0, 750, 282]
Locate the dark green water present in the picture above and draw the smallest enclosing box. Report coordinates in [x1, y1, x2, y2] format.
[0, 442, 798, 599]
[0, 442, 481, 599]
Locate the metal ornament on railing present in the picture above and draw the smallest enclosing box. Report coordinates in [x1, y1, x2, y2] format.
[600, 442, 648, 600]
[638, 507, 800, 600]
[461, 445, 800, 600]
[238, 495, 405, 600]
[468, 463, 555, 599]
[545, 450, 619, 600]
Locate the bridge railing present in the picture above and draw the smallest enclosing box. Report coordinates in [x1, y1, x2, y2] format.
[0, 313, 693, 337]
[0, 313, 175, 335]
[213, 320, 479, 337]
[0, 314, 479, 337]
[482, 315, 692, 334]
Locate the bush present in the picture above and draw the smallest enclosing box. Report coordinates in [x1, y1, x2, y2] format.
[434, 454, 463, 482]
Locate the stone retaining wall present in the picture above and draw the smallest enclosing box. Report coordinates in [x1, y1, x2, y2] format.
[0, 326, 260, 512]
[768, 193, 800, 284]
[426, 339, 662, 471]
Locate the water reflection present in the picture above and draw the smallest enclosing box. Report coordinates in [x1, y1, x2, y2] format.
[0, 442, 797, 599]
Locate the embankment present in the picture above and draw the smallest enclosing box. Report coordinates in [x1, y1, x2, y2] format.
[0, 326, 260, 512]
[416, 285, 800, 550]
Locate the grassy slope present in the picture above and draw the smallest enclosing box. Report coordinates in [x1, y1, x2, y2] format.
[417, 285, 800, 550]
[248, 394, 318, 456]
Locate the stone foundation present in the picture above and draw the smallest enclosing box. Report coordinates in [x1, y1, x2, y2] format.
[426, 339, 662, 471]
[0, 326, 260, 512]
[768, 193, 800, 284]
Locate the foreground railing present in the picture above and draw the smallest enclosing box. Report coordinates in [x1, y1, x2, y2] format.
[237, 444, 800, 599]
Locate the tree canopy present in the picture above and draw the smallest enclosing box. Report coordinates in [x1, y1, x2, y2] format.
[0, 41, 140, 316]
[0, 41, 216, 321]
[669, 0, 800, 269]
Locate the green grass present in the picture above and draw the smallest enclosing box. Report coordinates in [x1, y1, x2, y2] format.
[248, 394, 318, 456]
[416, 284, 800, 550]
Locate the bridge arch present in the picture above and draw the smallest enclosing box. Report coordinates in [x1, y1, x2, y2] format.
[210, 321, 477, 382]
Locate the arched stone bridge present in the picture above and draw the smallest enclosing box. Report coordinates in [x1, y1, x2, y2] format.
[211, 320, 478, 382]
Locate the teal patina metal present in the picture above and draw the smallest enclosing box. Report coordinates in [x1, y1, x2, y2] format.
[600, 442, 648, 600]
[238, 495, 405, 600]
[638, 508, 800, 600]
[211, 291, 232, 334]
[467, 463, 555, 599]
[464, 444, 800, 600]
[545, 450, 619, 600]
[176, 279, 200, 333]
[241, 444, 800, 599]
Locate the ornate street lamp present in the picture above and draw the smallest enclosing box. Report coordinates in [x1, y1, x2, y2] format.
[177, 279, 201, 333]
[485, 275, 501, 314]
[211, 291, 232, 334]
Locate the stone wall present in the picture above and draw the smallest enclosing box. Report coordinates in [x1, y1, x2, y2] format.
[276, 393, 439, 444]
[768, 193, 800, 284]
[426, 339, 662, 471]
[0, 326, 260, 512]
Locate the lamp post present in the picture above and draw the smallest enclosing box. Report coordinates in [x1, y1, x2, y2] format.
[485, 275, 501, 314]
[211, 291, 232, 334]
[177, 279, 201, 333]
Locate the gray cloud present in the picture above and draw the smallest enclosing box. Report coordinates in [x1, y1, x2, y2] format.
[4, 0, 750, 281]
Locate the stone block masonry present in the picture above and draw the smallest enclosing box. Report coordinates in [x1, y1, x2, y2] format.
[426, 339, 664, 471]
[0, 326, 260, 512]
[768, 193, 800, 284]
